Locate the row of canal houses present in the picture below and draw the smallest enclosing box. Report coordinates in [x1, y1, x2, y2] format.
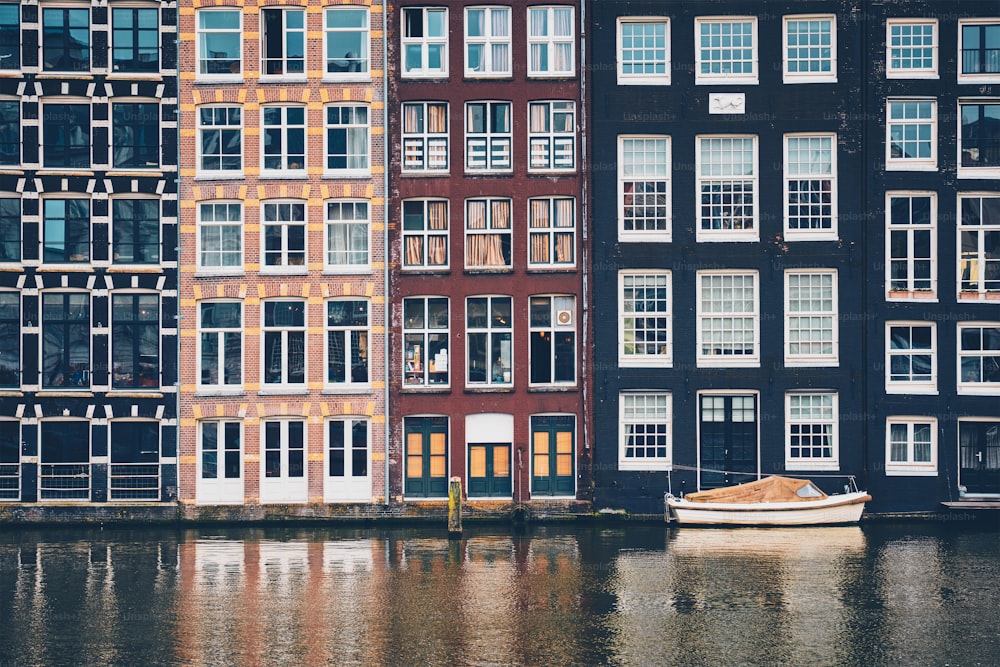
[0, 0, 998, 516]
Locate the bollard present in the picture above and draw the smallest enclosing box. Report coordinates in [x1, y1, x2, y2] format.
[448, 477, 462, 537]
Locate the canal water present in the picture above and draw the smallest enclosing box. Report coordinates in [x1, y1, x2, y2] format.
[0, 521, 998, 666]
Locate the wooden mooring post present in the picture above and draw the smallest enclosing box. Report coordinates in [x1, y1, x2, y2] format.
[448, 477, 462, 537]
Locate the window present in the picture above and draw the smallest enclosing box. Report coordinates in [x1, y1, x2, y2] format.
[619, 392, 671, 470]
[0, 4, 19, 70]
[530, 414, 574, 496]
[324, 7, 369, 77]
[197, 9, 241, 77]
[465, 6, 510, 77]
[785, 270, 838, 367]
[786, 393, 838, 470]
[465, 198, 511, 269]
[325, 104, 370, 175]
[198, 106, 242, 174]
[697, 271, 758, 366]
[886, 193, 936, 298]
[198, 420, 242, 502]
[42, 103, 90, 169]
[402, 7, 447, 77]
[529, 295, 576, 385]
[109, 420, 160, 500]
[402, 102, 448, 172]
[327, 418, 370, 496]
[41, 292, 90, 388]
[0, 292, 18, 387]
[111, 293, 159, 389]
[112, 198, 159, 264]
[784, 133, 836, 238]
[959, 20, 1000, 81]
[619, 135, 670, 241]
[199, 301, 242, 390]
[42, 7, 89, 72]
[403, 297, 449, 387]
[326, 299, 369, 386]
[260, 7, 304, 76]
[958, 324, 1000, 393]
[886, 418, 937, 476]
[262, 300, 306, 387]
[617, 18, 669, 85]
[959, 101, 1000, 176]
[783, 15, 835, 82]
[0, 420, 18, 500]
[959, 195, 1000, 297]
[466, 295, 512, 387]
[43, 198, 89, 264]
[697, 135, 758, 240]
[620, 271, 671, 366]
[325, 200, 369, 270]
[527, 6, 574, 77]
[402, 199, 448, 269]
[0, 99, 20, 166]
[528, 197, 574, 267]
[886, 19, 937, 78]
[260, 419, 306, 503]
[197, 202, 242, 271]
[404, 416, 448, 498]
[528, 101, 575, 171]
[695, 17, 756, 84]
[886, 99, 936, 170]
[262, 106, 305, 175]
[112, 7, 159, 73]
[886, 323, 936, 393]
[465, 101, 511, 172]
[112, 101, 159, 170]
[40, 420, 90, 500]
[0, 197, 16, 261]
[261, 201, 305, 270]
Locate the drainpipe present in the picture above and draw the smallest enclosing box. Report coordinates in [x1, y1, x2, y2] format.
[579, 0, 590, 498]
[382, 3, 391, 507]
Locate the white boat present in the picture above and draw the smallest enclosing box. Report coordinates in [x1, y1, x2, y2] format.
[665, 475, 871, 527]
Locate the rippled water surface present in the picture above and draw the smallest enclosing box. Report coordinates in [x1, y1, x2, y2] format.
[0, 522, 998, 666]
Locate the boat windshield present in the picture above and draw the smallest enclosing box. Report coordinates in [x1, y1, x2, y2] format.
[796, 483, 825, 498]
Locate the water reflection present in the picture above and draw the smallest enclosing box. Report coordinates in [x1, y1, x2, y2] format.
[0, 524, 998, 666]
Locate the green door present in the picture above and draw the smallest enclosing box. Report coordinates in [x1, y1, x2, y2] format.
[531, 415, 574, 496]
[404, 417, 448, 498]
[468, 443, 511, 497]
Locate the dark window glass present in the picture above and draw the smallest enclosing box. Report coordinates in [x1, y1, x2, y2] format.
[0, 292, 17, 387]
[43, 104, 91, 169]
[42, 8, 90, 72]
[42, 292, 90, 388]
[112, 8, 159, 73]
[110, 421, 159, 463]
[0, 99, 18, 165]
[112, 293, 159, 389]
[0, 5, 19, 70]
[0, 197, 18, 261]
[113, 102, 159, 169]
[962, 24, 1000, 74]
[43, 198, 90, 263]
[961, 103, 1000, 168]
[112, 199, 159, 264]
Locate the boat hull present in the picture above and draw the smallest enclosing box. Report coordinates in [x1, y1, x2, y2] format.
[667, 492, 871, 527]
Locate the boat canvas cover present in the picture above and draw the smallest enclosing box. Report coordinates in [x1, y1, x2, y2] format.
[681, 476, 827, 504]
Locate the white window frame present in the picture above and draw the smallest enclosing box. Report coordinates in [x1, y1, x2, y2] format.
[196, 105, 243, 177]
[886, 191, 937, 300]
[465, 101, 512, 173]
[110, 195, 160, 266]
[885, 322, 937, 395]
[109, 6, 160, 75]
[260, 199, 306, 274]
[41, 195, 91, 265]
[617, 17, 670, 85]
[958, 193, 1000, 299]
[402, 296, 450, 388]
[324, 416, 372, 502]
[465, 294, 513, 388]
[323, 6, 371, 81]
[886, 18, 938, 79]
[464, 197, 512, 270]
[261, 299, 307, 390]
[528, 101, 575, 172]
[958, 19, 1000, 84]
[195, 8, 242, 81]
[785, 392, 839, 471]
[694, 16, 758, 85]
[260, 104, 306, 177]
[196, 300, 243, 393]
[259, 6, 306, 80]
[196, 201, 243, 274]
[401, 6, 448, 78]
[528, 294, 577, 386]
[527, 6, 575, 78]
[527, 197, 575, 269]
[324, 199, 370, 273]
[958, 99, 1000, 179]
[465, 6, 511, 78]
[619, 271, 672, 367]
[324, 103, 370, 177]
[957, 322, 1000, 395]
[324, 298, 371, 389]
[696, 270, 759, 368]
[40, 98, 91, 171]
[402, 198, 449, 270]
[0, 96, 20, 168]
[696, 135, 758, 242]
[784, 270, 838, 367]
[784, 133, 837, 241]
[619, 392, 672, 471]
[259, 418, 307, 503]
[885, 417, 938, 476]
[618, 135, 671, 242]
[401, 101, 449, 173]
[110, 98, 160, 171]
[196, 419, 244, 504]
[782, 14, 836, 83]
[886, 98, 937, 171]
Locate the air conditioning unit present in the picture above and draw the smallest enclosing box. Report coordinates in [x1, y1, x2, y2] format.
[556, 310, 573, 326]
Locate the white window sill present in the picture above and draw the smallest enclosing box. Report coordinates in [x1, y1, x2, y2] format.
[956, 384, 1000, 396]
[195, 389, 245, 397]
[258, 172, 308, 180]
[321, 385, 373, 394]
[619, 232, 672, 243]
[886, 162, 938, 172]
[886, 71, 938, 80]
[322, 171, 372, 180]
[619, 460, 671, 471]
[195, 173, 245, 181]
[617, 76, 671, 86]
[195, 76, 244, 84]
[618, 357, 672, 368]
[696, 232, 760, 243]
[322, 267, 372, 275]
[695, 76, 758, 85]
[785, 461, 839, 471]
[401, 72, 449, 80]
[784, 231, 838, 242]
[886, 291, 938, 302]
[784, 358, 839, 368]
[527, 71, 576, 79]
[258, 75, 308, 84]
[195, 270, 245, 278]
[885, 467, 937, 477]
[258, 388, 310, 396]
[322, 74, 373, 84]
[885, 384, 937, 395]
[957, 166, 1000, 180]
[957, 74, 1000, 85]
[697, 357, 760, 368]
[783, 74, 837, 84]
[259, 268, 309, 276]
[463, 71, 512, 79]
